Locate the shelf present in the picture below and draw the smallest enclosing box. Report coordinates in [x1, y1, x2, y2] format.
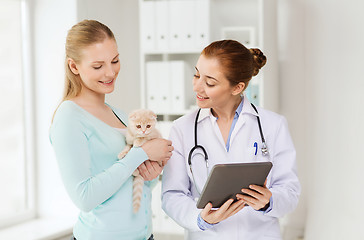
[143, 50, 202, 55]
[139, 0, 279, 116]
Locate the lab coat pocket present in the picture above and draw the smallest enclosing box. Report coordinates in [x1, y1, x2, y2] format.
[248, 142, 271, 163]
[246, 144, 259, 163]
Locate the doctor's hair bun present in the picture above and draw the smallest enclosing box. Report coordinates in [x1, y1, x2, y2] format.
[249, 48, 267, 76]
[201, 40, 267, 88]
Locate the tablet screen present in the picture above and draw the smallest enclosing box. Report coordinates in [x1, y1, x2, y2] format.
[196, 162, 273, 209]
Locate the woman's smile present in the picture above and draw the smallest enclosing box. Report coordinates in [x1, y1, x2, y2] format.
[98, 79, 114, 86]
[196, 94, 209, 101]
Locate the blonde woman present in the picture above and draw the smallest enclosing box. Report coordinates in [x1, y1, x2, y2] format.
[50, 20, 173, 240]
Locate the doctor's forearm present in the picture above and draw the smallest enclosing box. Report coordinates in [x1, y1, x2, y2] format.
[162, 191, 202, 232]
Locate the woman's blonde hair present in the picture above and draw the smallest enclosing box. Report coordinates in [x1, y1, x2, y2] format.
[63, 19, 115, 100]
[52, 20, 115, 122]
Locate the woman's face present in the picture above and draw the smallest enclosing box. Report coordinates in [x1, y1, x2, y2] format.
[72, 38, 120, 96]
[193, 54, 239, 109]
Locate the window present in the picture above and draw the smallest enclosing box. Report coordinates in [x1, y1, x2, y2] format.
[0, 0, 35, 228]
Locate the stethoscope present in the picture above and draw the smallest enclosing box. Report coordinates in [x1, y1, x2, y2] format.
[187, 103, 268, 194]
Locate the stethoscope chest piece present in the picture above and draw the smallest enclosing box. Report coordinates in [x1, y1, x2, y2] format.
[188, 103, 269, 194]
[261, 142, 269, 156]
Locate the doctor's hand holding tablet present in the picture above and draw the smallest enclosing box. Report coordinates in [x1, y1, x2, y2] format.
[161, 40, 301, 240]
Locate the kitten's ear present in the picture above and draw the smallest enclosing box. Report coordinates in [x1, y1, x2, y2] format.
[149, 111, 157, 120]
[129, 111, 138, 121]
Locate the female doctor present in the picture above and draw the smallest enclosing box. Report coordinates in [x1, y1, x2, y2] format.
[161, 40, 300, 240]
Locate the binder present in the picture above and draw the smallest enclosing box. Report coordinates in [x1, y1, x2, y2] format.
[170, 61, 184, 112]
[155, 0, 169, 51]
[170, 61, 194, 113]
[140, 0, 210, 52]
[146, 61, 171, 113]
[147, 60, 194, 114]
[140, 1, 156, 51]
[157, 61, 171, 113]
[221, 26, 256, 48]
[194, 0, 209, 50]
[180, 0, 195, 50]
[146, 62, 160, 112]
[168, 0, 183, 50]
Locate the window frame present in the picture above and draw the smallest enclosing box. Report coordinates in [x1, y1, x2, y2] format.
[0, 0, 36, 229]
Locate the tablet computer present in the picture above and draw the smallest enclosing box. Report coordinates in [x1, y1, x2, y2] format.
[196, 162, 273, 209]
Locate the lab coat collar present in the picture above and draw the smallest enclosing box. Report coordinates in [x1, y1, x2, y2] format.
[196, 94, 258, 123]
[240, 94, 259, 117]
[196, 108, 212, 123]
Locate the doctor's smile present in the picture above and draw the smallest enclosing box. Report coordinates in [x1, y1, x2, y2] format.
[196, 94, 209, 100]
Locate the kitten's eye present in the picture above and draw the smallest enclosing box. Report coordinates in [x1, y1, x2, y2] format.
[136, 125, 141, 128]
[146, 125, 151, 128]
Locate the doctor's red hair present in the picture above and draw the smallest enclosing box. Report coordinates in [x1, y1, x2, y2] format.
[201, 40, 266, 90]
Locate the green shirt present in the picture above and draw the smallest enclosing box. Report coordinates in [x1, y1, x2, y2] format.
[50, 101, 155, 240]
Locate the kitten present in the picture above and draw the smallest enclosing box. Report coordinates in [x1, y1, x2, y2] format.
[118, 109, 162, 213]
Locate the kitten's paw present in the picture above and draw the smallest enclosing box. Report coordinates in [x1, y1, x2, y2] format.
[132, 169, 140, 177]
[118, 145, 132, 159]
[133, 139, 144, 147]
[118, 150, 127, 159]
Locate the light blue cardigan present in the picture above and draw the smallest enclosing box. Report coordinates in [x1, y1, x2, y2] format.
[50, 101, 156, 240]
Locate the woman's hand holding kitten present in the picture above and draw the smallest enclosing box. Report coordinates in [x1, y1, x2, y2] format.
[137, 160, 163, 181]
[141, 138, 173, 166]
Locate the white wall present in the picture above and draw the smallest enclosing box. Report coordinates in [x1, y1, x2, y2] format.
[303, 0, 364, 238]
[33, 0, 78, 218]
[277, 1, 306, 239]
[77, 0, 141, 113]
[278, 0, 364, 239]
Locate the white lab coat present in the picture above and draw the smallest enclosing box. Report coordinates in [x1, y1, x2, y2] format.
[161, 97, 301, 240]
